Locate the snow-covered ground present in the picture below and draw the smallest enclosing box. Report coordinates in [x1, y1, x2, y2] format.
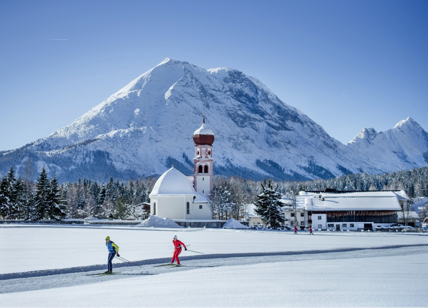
[1, 224, 428, 307]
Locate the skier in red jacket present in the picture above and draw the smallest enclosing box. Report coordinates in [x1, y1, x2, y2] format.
[171, 235, 187, 266]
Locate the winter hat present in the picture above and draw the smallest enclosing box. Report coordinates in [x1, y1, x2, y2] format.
[173, 235, 177, 239]
[105, 236, 110, 240]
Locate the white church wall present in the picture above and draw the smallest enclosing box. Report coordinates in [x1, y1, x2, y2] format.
[155, 196, 188, 220]
[190, 203, 212, 220]
[152, 195, 211, 220]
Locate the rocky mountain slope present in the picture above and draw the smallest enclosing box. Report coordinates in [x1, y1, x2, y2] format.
[1, 58, 427, 182]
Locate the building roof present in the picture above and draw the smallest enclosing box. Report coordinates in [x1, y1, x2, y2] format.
[397, 211, 420, 219]
[193, 191, 211, 203]
[150, 167, 196, 196]
[300, 191, 403, 211]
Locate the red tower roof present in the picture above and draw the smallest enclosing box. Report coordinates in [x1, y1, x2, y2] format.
[193, 115, 214, 145]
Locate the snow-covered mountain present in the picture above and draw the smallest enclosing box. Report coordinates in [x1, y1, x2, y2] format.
[347, 117, 428, 172]
[0, 58, 427, 182]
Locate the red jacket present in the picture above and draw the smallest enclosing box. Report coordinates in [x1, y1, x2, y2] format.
[173, 239, 186, 250]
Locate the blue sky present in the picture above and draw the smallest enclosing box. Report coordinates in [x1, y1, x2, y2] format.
[1, 0, 427, 151]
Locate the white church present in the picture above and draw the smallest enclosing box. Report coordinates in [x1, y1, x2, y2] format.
[149, 116, 224, 227]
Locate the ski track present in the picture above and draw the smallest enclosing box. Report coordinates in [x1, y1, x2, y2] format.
[1, 244, 427, 294]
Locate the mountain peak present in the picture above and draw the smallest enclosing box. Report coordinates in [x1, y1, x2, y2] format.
[2, 59, 428, 183]
[156, 57, 189, 67]
[349, 127, 378, 144]
[393, 117, 419, 129]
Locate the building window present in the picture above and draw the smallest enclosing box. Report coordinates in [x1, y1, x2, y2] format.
[187, 202, 190, 214]
[350, 223, 355, 228]
[300, 213, 304, 217]
[199, 205, 202, 209]
[342, 223, 347, 228]
[204, 165, 209, 173]
[318, 224, 322, 229]
[328, 224, 334, 228]
[203, 177, 204, 181]
[198, 165, 202, 173]
[153, 202, 156, 215]
[318, 216, 322, 220]
[291, 213, 295, 217]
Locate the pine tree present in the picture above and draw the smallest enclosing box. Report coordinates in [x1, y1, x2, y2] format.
[6, 167, 20, 219]
[254, 180, 285, 228]
[0, 176, 10, 219]
[29, 168, 50, 221]
[114, 196, 131, 219]
[47, 176, 66, 220]
[13, 178, 27, 219]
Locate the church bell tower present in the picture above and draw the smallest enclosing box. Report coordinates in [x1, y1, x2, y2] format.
[193, 115, 214, 197]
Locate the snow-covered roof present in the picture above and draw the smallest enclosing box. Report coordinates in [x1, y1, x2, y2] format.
[194, 191, 211, 203]
[193, 123, 214, 136]
[150, 167, 196, 196]
[392, 190, 410, 201]
[397, 211, 420, 219]
[279, 198, 293, 206]
[301, 191, 403, 211]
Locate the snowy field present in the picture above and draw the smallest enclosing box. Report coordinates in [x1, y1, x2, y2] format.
[1, 224, 428, 307]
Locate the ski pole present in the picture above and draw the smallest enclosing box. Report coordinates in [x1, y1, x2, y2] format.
[116, 256, 147, 274]
[186, 249, 204, 255]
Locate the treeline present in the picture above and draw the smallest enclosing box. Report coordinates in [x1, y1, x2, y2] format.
[1, 165, 428, 221]
[0, 167, 156, 220]
[0, 168, 65, 221]
[275, 167, 428, 198]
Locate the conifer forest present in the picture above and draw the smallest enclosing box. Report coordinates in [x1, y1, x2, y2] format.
[1, 166, 428, 222]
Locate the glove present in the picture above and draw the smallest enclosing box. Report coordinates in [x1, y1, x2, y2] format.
[117, 253, 120, 257]
[185, 247, 187, 251]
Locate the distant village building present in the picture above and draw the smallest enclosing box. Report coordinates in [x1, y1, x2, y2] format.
[249, 190, 409, 231]
[397, 210, 420, 227]
[286, 190, 409, 231]
[149, 116, 222, 226]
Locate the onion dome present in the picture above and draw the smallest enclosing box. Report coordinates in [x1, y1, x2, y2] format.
[193, 115, 214, 145]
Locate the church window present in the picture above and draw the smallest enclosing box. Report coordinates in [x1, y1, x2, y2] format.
[187, 202, 190, 214]
[199, 205, 202, 209]
[204, 165, 208, 173]
[198, 165, 203, 173]
[153, 203, 156, 215]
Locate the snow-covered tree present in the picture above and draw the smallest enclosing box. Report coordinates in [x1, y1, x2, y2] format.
[29, 167, 50, 221]
[114, 196, 131, 219]
[11, 177, 27, 219]
[254, 180, 285, 227]
[211, 176, 236, 220]
[0, 176, 10, 218]
[47, 176, 66, 220]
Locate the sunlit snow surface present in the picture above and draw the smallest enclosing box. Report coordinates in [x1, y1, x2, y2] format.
[1, 224, 428, 307]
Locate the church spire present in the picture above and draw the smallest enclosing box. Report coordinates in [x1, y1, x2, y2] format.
[193, 115, 214, 197]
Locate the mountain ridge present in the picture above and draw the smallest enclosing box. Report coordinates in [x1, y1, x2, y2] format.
[1, 58, 427, 182]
